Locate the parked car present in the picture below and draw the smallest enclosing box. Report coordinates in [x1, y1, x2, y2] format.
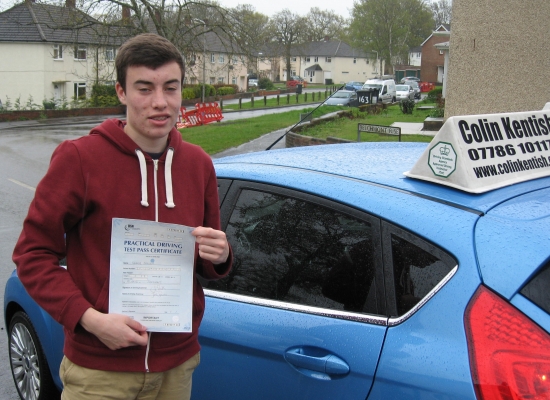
[400, 76, 420, 84]
[344, 81, 364, 91]
[406, 80, 421, 99]
[322, 90, 359, 107]
[5, 139, 550, 400]
[395, 84, 415, 101]
[290, 75, 304, 82]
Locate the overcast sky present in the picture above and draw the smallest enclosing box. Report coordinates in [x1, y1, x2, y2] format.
[0, 0, 356, 18]
[217, 0, 356, 18]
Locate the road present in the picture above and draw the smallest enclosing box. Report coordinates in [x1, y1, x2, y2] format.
[0, 102, 317, 399]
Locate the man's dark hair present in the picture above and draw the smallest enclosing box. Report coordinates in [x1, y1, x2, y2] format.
[116, 33, 185, 91]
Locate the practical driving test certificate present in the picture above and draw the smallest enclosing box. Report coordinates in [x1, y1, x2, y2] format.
[109, 218, 195, 332]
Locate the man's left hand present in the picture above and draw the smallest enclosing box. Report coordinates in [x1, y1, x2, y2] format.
[192, 226, 230, 265]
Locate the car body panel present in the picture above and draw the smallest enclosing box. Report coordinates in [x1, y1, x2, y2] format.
[474, 187, 550, 298]
[192, 295, 387, 400]
[214, 143, 550, 215]
[323, 90, 358, 107]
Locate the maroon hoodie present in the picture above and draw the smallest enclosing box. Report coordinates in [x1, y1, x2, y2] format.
[13, 119, 231, 372]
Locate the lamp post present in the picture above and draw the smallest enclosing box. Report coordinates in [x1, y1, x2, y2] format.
[371, 50, 379, 76]
[257, 52, 262, 78]
[193, 18, 207, 103]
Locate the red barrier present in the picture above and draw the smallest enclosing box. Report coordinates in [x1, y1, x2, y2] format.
[195, 102, 224, 125]
[176, 107, 200, 128]
[175, 103, 223, 129]
[420, 82, 436, 92]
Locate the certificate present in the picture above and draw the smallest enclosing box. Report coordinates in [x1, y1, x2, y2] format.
[109, 218, 195, 332]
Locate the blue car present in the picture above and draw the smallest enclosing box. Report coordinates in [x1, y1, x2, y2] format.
[344, 81, 364, 91]
[5, 141, 550, 400]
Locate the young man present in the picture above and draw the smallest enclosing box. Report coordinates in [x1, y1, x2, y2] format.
[12, 33, 231, 399]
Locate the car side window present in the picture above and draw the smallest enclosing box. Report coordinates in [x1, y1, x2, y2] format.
[382, 223, 457, 317]
[208, 189, 380, 314]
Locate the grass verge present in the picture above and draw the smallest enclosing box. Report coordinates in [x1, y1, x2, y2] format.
[180, 103, 435, 155]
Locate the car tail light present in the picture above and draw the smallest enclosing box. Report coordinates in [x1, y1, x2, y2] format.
[465, 285, 550, 400]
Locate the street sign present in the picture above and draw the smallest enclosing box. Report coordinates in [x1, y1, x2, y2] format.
[357, 123, 401, 142]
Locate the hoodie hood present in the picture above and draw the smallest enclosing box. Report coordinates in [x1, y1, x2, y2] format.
[89, 119, 181, 214]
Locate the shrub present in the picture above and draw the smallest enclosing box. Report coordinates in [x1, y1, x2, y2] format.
[216, 86, 236, 96]
[399, 98, 416, 114]
[429, 95, 445, 118]
[426, 87, 443, 102]
[182, 84, 217, 100]
[90, 84, 120, 107]
[258, 78, 275, 90]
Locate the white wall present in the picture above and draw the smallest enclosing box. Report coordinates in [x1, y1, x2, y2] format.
[0, 42, 117, 107]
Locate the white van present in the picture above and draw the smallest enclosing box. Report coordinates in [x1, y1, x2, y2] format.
[361, 78, 397, 104]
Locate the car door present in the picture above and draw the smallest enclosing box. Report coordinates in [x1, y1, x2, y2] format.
[192, 181, 388, 400]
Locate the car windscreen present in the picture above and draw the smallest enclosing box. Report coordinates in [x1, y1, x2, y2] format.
[333, 92, 351, 98]
[396, 85, 409, 91]
[362, 84, 382, 90]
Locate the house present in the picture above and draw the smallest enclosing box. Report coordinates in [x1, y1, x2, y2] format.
[0, 0, 128, 107]
[420, 24, 450, 84]
[0, 0, 250, 108]
[284, 39, 377, 85]
[184, 30, 249, 91]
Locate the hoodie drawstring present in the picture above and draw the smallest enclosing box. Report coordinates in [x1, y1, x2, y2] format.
[164, 148, 175, 208]
[136, 149, 149, 207]
[135, 148, 176, 209]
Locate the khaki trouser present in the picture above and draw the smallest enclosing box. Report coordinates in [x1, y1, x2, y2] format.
[60, 352, 200, 400]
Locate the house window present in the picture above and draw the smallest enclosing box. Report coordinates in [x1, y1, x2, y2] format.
[291, 57, 297, 62]
[291, 70, 296, 76]
[232, 56, 238, 64]
[305, 56, 310, 62]
[105, 47, 116, 61]
[210, 77, 216, 84]
[74, 45, 87, 60]
[353, 58, 357, 64]
[440, 50, 444, 55]
[219, 54, 224, 63]
[53, 44, 63, 60]
[74, 82, 86, 99]
[218, 77, 224, 83]
[232, 77, 237, 84]
[314, 56, 318, 62]
[325, 57, 331, 63]
[211, 54, 216, 63]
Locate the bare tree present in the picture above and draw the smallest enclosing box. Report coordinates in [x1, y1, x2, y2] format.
[429, 0, 452, 27]
[304, 7, 348, 42]
[226, 4, 271, 78]
[269, 9, 305, 81]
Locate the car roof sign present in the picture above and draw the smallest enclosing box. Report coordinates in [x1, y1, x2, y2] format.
[404, 108, 550, 193]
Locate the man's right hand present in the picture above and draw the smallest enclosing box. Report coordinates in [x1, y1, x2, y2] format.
[79, 308, 149, 350]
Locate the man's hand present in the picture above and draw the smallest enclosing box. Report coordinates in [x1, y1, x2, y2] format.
[79, 308, 148, 350]
[192, 226, 230, 265]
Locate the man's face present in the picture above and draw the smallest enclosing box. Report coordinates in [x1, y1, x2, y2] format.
[116, 62, 182, 152]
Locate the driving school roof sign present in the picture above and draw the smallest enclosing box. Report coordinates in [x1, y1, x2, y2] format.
[404, 109, 550, 193]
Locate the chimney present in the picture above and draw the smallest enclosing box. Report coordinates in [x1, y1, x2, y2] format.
[122, 6, 131, 21]
[66, 0, 76, 8]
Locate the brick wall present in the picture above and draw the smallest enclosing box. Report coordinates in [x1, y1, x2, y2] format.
[420, 35, 448, 84]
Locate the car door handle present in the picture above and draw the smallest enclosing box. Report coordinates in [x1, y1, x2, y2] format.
[285, 348, 350, 376]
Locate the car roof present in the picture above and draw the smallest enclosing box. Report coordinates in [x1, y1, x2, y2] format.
[214, 142, 550, 215]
